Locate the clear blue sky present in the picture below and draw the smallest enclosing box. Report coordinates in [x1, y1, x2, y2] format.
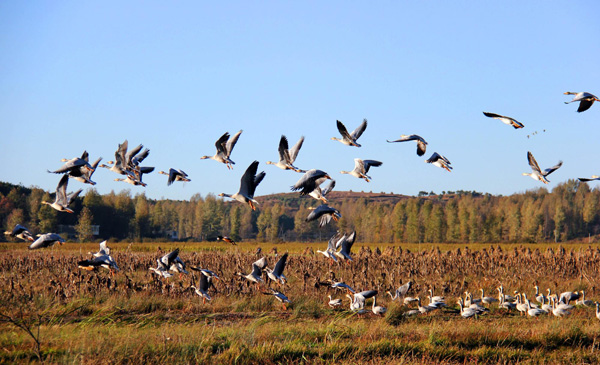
[1, 2, 599, 201]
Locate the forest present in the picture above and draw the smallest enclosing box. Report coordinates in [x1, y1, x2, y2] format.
[1, 179, 599, 244]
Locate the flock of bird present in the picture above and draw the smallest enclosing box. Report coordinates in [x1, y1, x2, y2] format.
[4, 90, 600, 317]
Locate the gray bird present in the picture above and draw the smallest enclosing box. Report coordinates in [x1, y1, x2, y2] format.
[332, 119, 367, 147]
[219, 161, 265, 210]
[201, 130, 243, 169]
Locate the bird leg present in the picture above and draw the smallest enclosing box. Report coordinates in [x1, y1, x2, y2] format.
[248, 201, 256, 211]
[282, 304, 287, 311]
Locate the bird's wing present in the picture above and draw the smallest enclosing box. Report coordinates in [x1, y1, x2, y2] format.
[346, 231, 356, 245]
[132, 148, 150, 166]
[99, 240, 109, 255]
[327, 232, 340, 250]
[67, 189, 83, 204]
[322, 180, 336, 197]
[417, 140, 427, 156]
[215, 132, 230, 154]
[336, 120, 352, 140]
[362, 160, 382, 174]
[273, 253, 288, 276]
[341, 233, 354, 254]
[527, 152, 542, 174]
[335, 233, 347, 250]
[80, 150, 90, 162]
[253, 257, 267, 270]
[397, 281, 411, 296]
[543, 161, 563, 177]
[161, 248, 180, 266]
[354, 158, 365, 173]
[482, 112, 505, 119]
[578, 99, 594, 113]
[318, 212, 334, 227]
[12, 224, 27, 235]
[350, 119, 368, 140]
[425, 152, 441, 164]
[291, 170, 328, 195]
[125, 144, 143, 166]
[249, 171, 266, 198]
[199, 273, 210, 292]
[238, 161, 259, 198]
[251, 263, 263, 277]
[288, 136, 304, 163]
[278, 135, 290, 162]
[55, 175, 70, 205]
[167, 168, 177, 185]
[225, 130, 243, 157]
[89, 157, 103, 172]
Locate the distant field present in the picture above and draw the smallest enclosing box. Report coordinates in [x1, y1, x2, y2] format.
[1, 241, 600, 363]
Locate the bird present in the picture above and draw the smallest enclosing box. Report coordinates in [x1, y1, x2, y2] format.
[99, 140, 132, 176]
[328, 295, 343, 308]
[386, 134, 428, 156]
[308, 179, 336, 203]
[332, 119, 367, 147]
[347, 290, 378, 311]
[65, 151, 102, 185]
[200, 130, 243, 169]
[425, 152, 452, 172]
[291, 169, 332, 196]
[340, 159, 382, 183]
[114, 166, 155, 187]
[575, 290, 593, 307]
[559, 291, 580, 305]
[42, 175, 81, 213]
[191, 272, 212, 304]
[28, 233, 65, 250]
[596, 302, 600, 321]
[551, 297, 572, 317]
[216, 235, 236, 245]
[265, 252, 288, 285]
[457, 298, 478, 319]
[330, 281, 356, 294]
[523, 151, 562, 184]
[4, 224, 34, 242]
[482, 112, 524, 129]
[158, 168, 191, 186]
[334, 231, 356, 263]
[263, 288, 291, 310]
[386, 281, 412, 302]
[149, 248, 182, 278]
[266, 135, 305, 173]
[534, 286, 546, 304]
[564, 91, 599, 113]
[77, 242, 119, 275]
[372, 296, 387, 316]
[480, 289, 498, 306]
[219, 161, 265, 210]
[190, 266, 220, 280]
[48, 156, 93, 175]
[237, 258, 265, 289]
[578, 176, 600, 182]
[316, 232, 341, 263]
[305, 205, 341, 227]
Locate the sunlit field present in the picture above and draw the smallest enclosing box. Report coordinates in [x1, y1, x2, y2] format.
[2, 241, 600, 364]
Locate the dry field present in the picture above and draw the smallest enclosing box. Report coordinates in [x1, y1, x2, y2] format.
[2, 241, 600, 364]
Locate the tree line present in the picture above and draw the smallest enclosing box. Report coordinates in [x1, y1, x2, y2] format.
[1, 180, 599, 243]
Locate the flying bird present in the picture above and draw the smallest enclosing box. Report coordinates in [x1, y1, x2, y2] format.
[564, 91, 599, 113]
[158, 168, 191, 185]
[266, 135, 305, 172]
[78, 241, 119, 275]
[29, 233, 65, 250]
[579, 175, 600, 182]
[191, 272, 212, 304]
[4, 224, 35, 242]
[308, 179, 336, 203]
[482, 112, 524, 129]
[149, 248, 184, 278]
[386, 134, 428, 156]
[265, 252, 288, 285]
[48, 156, 93, 175]
[306, 205, 341, 227]
[332, 119, 367, 147]
[64, 151, 102, 185]
[523, 151, 562, 184]
[340, 159, 382, 182]
[217, 235, 236, 245]
[263, 288, 292, 310]
[425, 152, 452, 172]
[334, 231, 356, 263]
[291, 169, 332, 196]
[200, 130, 243, 169]
[219, 161, 265, 210]
[42, 175, 82, 213]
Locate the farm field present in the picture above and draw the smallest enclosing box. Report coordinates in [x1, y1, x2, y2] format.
[2, 241, 600, 364]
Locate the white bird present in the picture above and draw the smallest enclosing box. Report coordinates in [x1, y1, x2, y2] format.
[559, 291, 580, 305]
[78, 242, 119, 275]
[316, 232, 340, 263]
[237, 260, 265, 289]
[564, 91, 599, 113]
[372, 296, 387, 316]
[330, 281, 356, 294]
[158, 168, 191, 186]
[334, 231, 356, 263]
[42, 175, 81, 213]
[328, 295, 342, 308]
[387, 281, 412, 302]
[4, 224, 34, 242]
[219, 161, 266, 210]
[480, 289, 498, 306]
[305, 205, 341, 227]
[89, 240, 110, 258]
[576, 290, 593, 307]
[482, 112, 524, 129]
[28, 233, 65, 250]
[308, 180, 336, 204]
[551, 297, 572, 317]
[332, 119, 367, 147]
[416, 297, 434, 314]
[48, 156, 93, 175]
[264, 288, 291, 310]
[526, 300, 547, 317]
[291, 169, 332, 197]
[386, 134, 428, 156]
[191, 273, 212, 304]
[266, 135, 305, 173]
[347, 290, 378, 311]
[149, 248, 182, 278]
[425, 152, 452, 172]
[200, 130, 243, 169]
[65, 151, 102, 185]
[534, 285, 546, 304]
[457, 299, 478, 319]
[340, 159, 382, 183]
[265, 252, 288, 285]
[523, 151, 562, 184]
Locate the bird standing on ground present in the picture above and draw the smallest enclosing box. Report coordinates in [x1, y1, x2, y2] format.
[219, 161, 265, 210]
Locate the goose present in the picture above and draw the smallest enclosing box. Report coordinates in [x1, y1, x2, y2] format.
[480, 289, 498, 306]
[291, 169, 332, 196]
[127, 146, 150, 172]
[522, 293, 541, 310]
[416, 297, 434, 314]
[190, 266, 220, 280]
[308, 179, 336, 203]
[264, 288, 291, 310]
[596, 302, 600, 321]
[386, 134, 428, 156]
[559, 291, 580, 305]
[149, 248, 182, 278]
[575, 290, 593, 306]
[99, 140, 132, 175]
[428, 288, 445, 304]
[64, 151, 102, 185]
[539, 296, 552, 313]
[158, 168, 191, 185]
[114, 166, 154, 187]
[387, 281, 412, 302]
[200, 130, 243, 169]
[523, 151, 562, 184]
[551, 297, 572, 317]
[42, 175, 81, 213]
[219, 161, 265, 210]
[340, 159, 382, 182]
[191, 273, 212, 304]
[332, 119, 367, 147]
[578, 175, 600, 182]
[237, 262, 264, 289]
[457, 299, 477, 319]
[564, 91, 599, 113]
[48, 156, 93, 175]
[334, 231, 356, 263]
[28, 233, 65, 250]
[4, 224, 34, 242]
[372, 296, 387, 316]
[347, 290, 378, 311]
[425, 152, 452, 172]
[265, 252, 288, 285]
[482, 112, 524, 129]
[78, 251, 119, 275]
[427, 296, 447, 309]
[169, 255, 189, 276]
[526, 299, 547, 317]
[305, 205, 341, 227]
[266, 135, 305, 172]
[330, 281, 356, 294]
[316, 232, 340, 263]
[498, 285, 515, 302]
[216, 235, 236, 245]
[534, 286, 546, 304]
[498, 293, 516, 311]
[328, 295, 342, 308]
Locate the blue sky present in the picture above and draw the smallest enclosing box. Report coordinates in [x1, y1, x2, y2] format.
[1, 2, 599, 201]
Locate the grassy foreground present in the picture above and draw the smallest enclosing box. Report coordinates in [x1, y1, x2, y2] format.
[1, 241, 600, 364]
